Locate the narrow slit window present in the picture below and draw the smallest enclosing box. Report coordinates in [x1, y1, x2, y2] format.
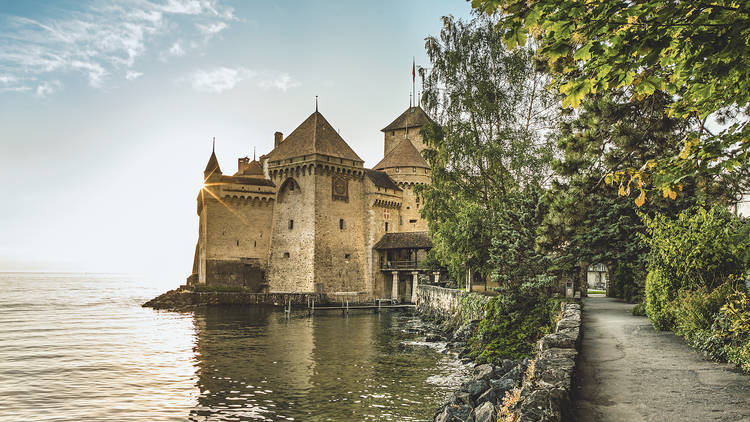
[283, 252, 290, 258]
[339, 219, 345, 230]
[289, 220, 294, 230]
[385, 222, 389, 232]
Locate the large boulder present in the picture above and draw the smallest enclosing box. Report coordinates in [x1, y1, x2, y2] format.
[461, 378, 490, 401]
[476, 379, 515, 407]
[473, 401, 497, 422]
[501, 362, 527, 384]
[435, 404, 473, 422]
[471, 364, 495, 382]
[490, 377, 516, 393]
[452, 320, 478, 342]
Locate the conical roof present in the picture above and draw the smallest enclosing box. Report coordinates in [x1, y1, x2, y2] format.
[381, 105, 433, 132]
[204, 150, 221, 176]
[373, 138, 430, 170]
[266, 111, 363, 163]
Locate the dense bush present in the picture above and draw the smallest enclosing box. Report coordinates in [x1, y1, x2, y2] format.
[672, 281, 737, 341]
[644, 269, 678, 330]
[631, 302, 646, 316]
[642, 205, 748, 291]
[468, 278, 562, 363]
[714, 290, 750, 372]
[641, 205, 749, 331]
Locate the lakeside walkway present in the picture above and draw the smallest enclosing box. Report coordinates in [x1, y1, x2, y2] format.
[574, 296, 750, 422]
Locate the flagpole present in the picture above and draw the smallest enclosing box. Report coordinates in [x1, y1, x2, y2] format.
[412, 56, 416, 108]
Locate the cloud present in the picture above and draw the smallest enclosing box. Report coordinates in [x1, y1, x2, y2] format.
[182, 67, 255, 93]
[36, 80, 62, 97]
[197, 21, 227, 40]
[125, 70, 143, 80]
[0, 74, 32, 92]
[258, 73, 301, 92]
[0, 0, 235, 95]
[181, 68, 301, 94]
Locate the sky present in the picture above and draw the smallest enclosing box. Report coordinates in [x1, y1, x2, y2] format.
[0, 0, 473, 283]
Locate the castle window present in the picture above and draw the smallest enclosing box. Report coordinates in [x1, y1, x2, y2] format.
[345, 253, 351, 259]
[236, 240, 239, 246]
[339, 219, 345, 230]
[289, 220, 294, 230]
[395, 167, 400, 173]
[391, 131, 394, 136]
[284, 252, 290, 258]
[385, 222, 389, 232]
[254, 241, 257, 247]
[409, 219, 417, 224]
[413, 167, 416, 172]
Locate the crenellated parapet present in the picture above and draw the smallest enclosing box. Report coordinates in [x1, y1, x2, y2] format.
[372, 198, 401, 208]
[267, 159, 366, 181]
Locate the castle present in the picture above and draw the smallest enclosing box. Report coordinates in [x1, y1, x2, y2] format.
[187, 104, 436, 302]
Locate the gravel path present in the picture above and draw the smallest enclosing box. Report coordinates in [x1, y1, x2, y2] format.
[574, 296, 750, 422]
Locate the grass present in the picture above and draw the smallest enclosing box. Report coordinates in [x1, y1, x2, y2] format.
[587, 289, 606, 295]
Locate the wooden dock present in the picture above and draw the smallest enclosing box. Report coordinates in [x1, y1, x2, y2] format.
[282, 297, 416, 318]
[310, 304, 415, 310]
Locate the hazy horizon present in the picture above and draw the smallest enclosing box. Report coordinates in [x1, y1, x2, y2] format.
[0, 0, 472, 284]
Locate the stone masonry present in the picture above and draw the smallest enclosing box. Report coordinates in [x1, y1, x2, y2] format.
[188, 105, 436, 300]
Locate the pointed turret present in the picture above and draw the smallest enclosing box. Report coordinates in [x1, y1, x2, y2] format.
[204, 139, 222, 181]
[381, 105, 434, 157]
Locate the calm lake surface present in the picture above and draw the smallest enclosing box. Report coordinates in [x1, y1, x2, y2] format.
[0, 273, 467, 421]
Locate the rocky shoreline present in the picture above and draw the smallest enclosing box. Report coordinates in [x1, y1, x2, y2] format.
[410, 316, 529, 422]
[143, 285, 332, 310]
[414, 302, 582, 422]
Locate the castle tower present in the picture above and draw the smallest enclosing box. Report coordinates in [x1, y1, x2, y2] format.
[264, 110, 368, 294]
[381, 105, 432, 156]
[373, 138, 431, 232]
[192, 144, 276, 289]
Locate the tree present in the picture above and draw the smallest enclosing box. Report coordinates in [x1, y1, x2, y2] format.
[538, 91, 701, 300]
[417, 14, 559, 284]
[472, 0, 750, 203]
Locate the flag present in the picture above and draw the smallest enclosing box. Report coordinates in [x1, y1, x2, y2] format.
[412, 57, 415, 81]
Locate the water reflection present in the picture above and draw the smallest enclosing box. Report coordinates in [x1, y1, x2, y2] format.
[189, 307, 459, 421]
[0, 274, 463, 422]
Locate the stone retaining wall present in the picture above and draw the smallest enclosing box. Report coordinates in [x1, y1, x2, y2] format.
[415, 285, 489, 320]
[507, 302, 582, 421]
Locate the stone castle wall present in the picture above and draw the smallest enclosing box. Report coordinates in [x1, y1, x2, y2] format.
[267, 173, 316, 292]
[313, 168, 368, 294]
[385, 168, 430, 233]
[199, 191, 274, 289]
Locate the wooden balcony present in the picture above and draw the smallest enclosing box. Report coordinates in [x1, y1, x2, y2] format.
[380, 260, 428, 271]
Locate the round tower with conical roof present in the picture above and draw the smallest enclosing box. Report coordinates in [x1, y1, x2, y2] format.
[374, 109, 432, 232]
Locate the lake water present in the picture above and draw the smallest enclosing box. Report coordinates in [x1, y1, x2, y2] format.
[0, 273, 466, 421]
